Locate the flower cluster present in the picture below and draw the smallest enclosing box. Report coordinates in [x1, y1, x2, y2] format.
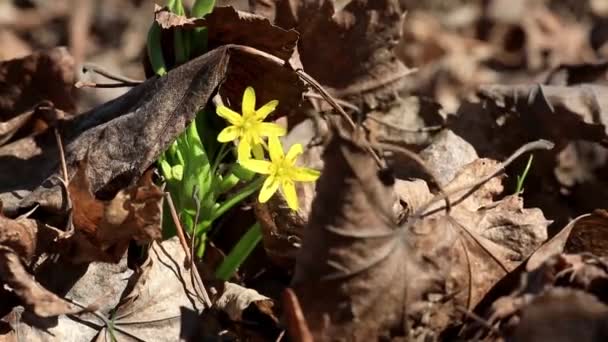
[216, 87, 320, 210]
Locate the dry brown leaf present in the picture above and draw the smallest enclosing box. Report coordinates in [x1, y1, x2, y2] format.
[64, 165, 162, 263]
[5, 248, 134, 341]
[403, 158, 549, 312]
[0, 48, 75, 120]
[291, 130, 414, 340]
[255, 0, 411, 108]
[0, 247, 79, 318]
[478, 84, 608, 148]
[481, 254, 608, 341]
[147, 5, 303, 117]
[0, 28, 303, 216]
[96, 237, 202, 341]
[213, 282, 274, 322]
[508, 289, 608, 342]
[0, 109, 34, 146]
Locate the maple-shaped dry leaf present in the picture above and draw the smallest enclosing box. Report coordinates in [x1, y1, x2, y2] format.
[402, 158, 549, 313]
[291, 130, 416, 340]
[64, 164, 162, 263]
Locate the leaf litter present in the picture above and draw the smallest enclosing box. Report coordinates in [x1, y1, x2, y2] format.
[4, 0, 608, 340]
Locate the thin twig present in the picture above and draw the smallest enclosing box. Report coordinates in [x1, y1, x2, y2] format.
[164, 192, 192, 264]
[455, 305, 502, 337]
[375, 142, 451, 214]
[75, 81, 139, 89]
[82, 63, 143, 84]
[411, 139, 554, 220]
[304, 92, 360, 113]
[296, 70, 357, 129]
[190, 186, 213, 308]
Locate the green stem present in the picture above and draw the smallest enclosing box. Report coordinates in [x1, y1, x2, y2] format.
[211, 143, 229, 176]
[215, 222, 262, 281]
[194, 176, 264, 257]
[210, 176, 264, 222]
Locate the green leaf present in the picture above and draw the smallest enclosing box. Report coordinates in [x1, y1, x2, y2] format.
[146, 22, 167, 76]
[215, 222, 262, 281]
[192, 0, 216, 17]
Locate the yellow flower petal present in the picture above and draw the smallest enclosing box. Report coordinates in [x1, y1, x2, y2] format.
[280, 178, 298, 210]
[217, 106, 243, 125]
[217, 126, 239, 142]
[237, 139, 252, 162]
[290, 167, 320, 182]
[259, 175, 280, 203]
[268, 136, 284, 162]
[258, 122, 286, 137]
[285, 143, 303, 164]
[242, 86, 256, 116]
[255, 100, 278, 120]
[240, 158, 272, 174]
[252, 143, 265, 160]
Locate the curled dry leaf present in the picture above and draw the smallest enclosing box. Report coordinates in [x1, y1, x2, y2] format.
[6, 248, 134, 341]
[0, 247, 79, 318]
[291, 130, 414, 339]
[0, 212, 79, 318]
[481, 254, 608, 341]
[0, 41, 303, 215]
[213, 282, 274, 322]
[63, 164, 162, 263]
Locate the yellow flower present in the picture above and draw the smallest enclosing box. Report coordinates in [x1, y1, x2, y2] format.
[241, 136, 321, 210]
[216, 86, 286, 161]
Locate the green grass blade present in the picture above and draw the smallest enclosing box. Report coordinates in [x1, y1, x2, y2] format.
[515, 154, 534, 194]
[215, 222, 262, 281]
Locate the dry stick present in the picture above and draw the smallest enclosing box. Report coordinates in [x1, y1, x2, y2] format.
[296, 69, 384, 167]
[75, 81, 138, 89]
[165, 193, 192, 263]
[411, 139, 555, 220]
[165, 191, 212, 308]
[304, 92, 360, 113]
[455, 306, 502, 337]
[296, 69, 357, 130]
[189, 187, 213, 308]
[375, 142, 451, 214]
[82, 63, 143, 84]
